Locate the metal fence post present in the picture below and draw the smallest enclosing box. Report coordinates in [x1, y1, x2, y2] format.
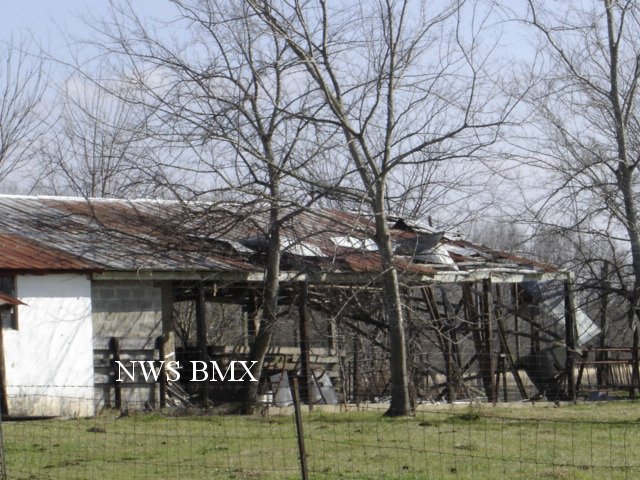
[291, 376, 309, 480]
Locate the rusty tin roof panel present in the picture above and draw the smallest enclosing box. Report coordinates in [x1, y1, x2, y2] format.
[0, 195, 556, 276]
[0, 233, 99, 271]
[0, 196, 258, 272]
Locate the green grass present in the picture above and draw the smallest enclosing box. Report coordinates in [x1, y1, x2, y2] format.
[3, 401, 640, 479]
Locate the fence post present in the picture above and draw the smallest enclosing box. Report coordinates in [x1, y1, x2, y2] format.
[292, 376, 309, 480]
[0, 389, 6, 480]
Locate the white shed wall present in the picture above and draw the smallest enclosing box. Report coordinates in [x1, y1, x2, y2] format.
[3, 274, 95, 417]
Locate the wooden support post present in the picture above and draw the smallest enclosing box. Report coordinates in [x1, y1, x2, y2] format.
[482, 279, 497, 404]
[298, 283, 312, 408]
[511, 284, 521, 360]
[246, 291, 259, 344]
[576, 350, 588, 392]
[442, 289, 463, 395]
[353, 337, 359, 406]
[529, 284, 540, 356]
[242, 311, 249, 348]
[109, 337, 122, 410]
[597, 261, 610, 387]
[462, 284, 487, 398]
[160, 281, 175, 408]
[531, 308, 539, 354]
[495, 286, 506, 402]
[495, 354, 508, 402]
[160, 282, 175, 364]
[494, 356, 501, 401]
[195, 282, 209, 409]
[327, 320, 337, 351]
[495, 285, 528, 400]
[501, 356, 508, 402]
[495, 316, 529, 400]
[564, 279, 578, 403]
[155, 336, 166, 408]
[632, 328, 640, 398]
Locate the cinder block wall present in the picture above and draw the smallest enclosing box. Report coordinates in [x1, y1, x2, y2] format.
[92, 280, 164, 411]
[91, 280, 162, 345]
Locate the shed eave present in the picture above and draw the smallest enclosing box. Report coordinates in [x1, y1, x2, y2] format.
[92, 267, 569, 285]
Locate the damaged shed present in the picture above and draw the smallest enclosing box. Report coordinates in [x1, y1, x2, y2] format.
[0, 194, 594, 416]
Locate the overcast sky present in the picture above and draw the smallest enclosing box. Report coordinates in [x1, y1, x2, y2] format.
[0, 1, 175, 50]
[0, 0, 538, 208]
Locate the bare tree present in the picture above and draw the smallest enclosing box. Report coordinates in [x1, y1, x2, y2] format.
[519, 0, 640, 336]
[246, 0, 513, 415]
[37, 74, 162, 198]
[81, 0, 513, 415]
[0, 40, 48, 188]
[89, 0, 338, 411]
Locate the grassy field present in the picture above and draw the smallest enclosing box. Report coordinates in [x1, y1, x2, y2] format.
[3, 401, 640, 479]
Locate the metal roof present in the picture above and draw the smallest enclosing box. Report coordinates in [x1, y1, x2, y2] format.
[0, 233, 98, 272]
[0, 195, 557, 278]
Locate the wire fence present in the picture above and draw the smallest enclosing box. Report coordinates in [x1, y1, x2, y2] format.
[2, 383, 640, 480]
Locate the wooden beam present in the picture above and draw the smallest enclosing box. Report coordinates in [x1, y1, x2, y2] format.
[109, 337, 121, 410]
[482, 279, 497, 404]
[327, 319, 337, 351]
[564, 279, 578, 403]
[495, 316, 529, 400]
[462, 283, 488, 398]
[597, 261, 610, 387]
[494, 285, 528, 400]
[93, 269, 571, 286]
[246, 292, 259, 345]
[353, 337, 360, 405]
[155, 336, 166, 408]
[160, 282, 175, 371]
[632, 329, 640, 398]
[195, 282, 209, 409]
[511, 284, 521, 360]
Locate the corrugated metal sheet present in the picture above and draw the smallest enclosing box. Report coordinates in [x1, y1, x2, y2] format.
[0, 234, 98, 271]
[0, 196, 258, 272]
[0, 195, 556, 276]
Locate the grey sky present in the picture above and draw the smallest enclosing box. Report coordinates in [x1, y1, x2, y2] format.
[0, 1, 175, 49]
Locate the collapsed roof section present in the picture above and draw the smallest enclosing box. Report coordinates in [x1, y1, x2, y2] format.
[0, 195, 562, 284]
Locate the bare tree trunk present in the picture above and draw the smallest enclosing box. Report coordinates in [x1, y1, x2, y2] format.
[524, 0, 640, 354]
[241, 203, 281, 414]
[604, 0, 640, 332]
[374, 191, 411, 416]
